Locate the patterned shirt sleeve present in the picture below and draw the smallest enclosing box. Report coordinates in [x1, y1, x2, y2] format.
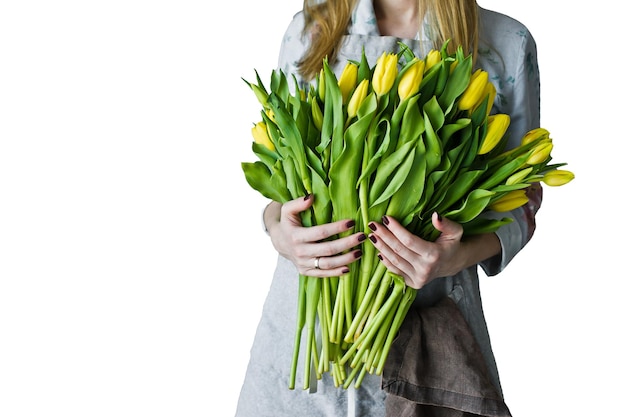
[479, 15, 543, 276]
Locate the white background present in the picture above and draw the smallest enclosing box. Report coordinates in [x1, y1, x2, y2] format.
[0, 1, 623, 416]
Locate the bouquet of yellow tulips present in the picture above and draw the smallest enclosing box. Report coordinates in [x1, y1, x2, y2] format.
[241, 42, 574, 391]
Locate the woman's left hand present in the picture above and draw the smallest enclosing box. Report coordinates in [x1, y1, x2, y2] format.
[367, 212, 465, 289]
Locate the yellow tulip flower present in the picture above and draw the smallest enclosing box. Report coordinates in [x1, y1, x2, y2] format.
[488, 190, 529, 212]
[477, 81, 497, 115]
[347, 79, 370, 119]
[372, 52, 398, 96]
[526, 141, 553, 165]
[338, 62, 358, 103]
[478, 114, 510, 155]
[251, 121, 275, 151]
[425, 49, 441, 71]
[458, 69, 489, 111]
[398, 59, 425, 101]
[542, 169, 575, 186]
[521, 127, 551, 146]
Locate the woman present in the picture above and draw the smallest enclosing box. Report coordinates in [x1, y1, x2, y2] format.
[236, 0, 541, 415]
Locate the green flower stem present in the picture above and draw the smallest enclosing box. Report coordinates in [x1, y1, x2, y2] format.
[342, 271, 355, 336]
[344, 262, 386, 342]
[331, 363, 342, 387]
[330, 278, 345, 343]
[317, 293, 331, 374]
[340, 280, 404, 367]
[289, 274, 308, 390]
[376, 281, 417, 374]
[355, 185, 374, 306]
[365, 296, 396, 371]
[322, 278, 333, 336]
[362, 271, 393, 334]
[354, 362, 370, 389]
[342, 359, 364, 389]
[303, 276, 322, 390]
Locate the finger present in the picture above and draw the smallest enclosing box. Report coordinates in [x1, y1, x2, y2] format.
[280, 194, 314, 226]
[431, 212, 463, 242]
[293, 232, 365, 276]
[367, 228, 413, 277]
[317, 229, 366, 254]
[305, 249, 363, 277]
[292, 218, 360, 248]
[369, 216, 423, 254]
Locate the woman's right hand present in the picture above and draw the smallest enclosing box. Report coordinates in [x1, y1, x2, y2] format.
[264, 195, 366, 277]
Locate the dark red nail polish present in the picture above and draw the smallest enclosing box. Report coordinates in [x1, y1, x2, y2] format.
[346, 220, 356, 228]
[342, 268, 350, 274]
[358, 233, 367, 242]
[437, 213, 442, 221]
[382, 215, 389, 225]
[368, 222, 377, 231]
[354, 250, 362, 259]
[377, 254, 383, 261]
[369, 235, 377, 244]
[304, 193, 312, 201]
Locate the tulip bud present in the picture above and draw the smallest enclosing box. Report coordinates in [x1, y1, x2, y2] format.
[398, 59, 425, 101]
[265, 108, 276, 122]
[542, 169, 575, 186]
[250, 83, 269, 107]
[521, 127, 550, 146]
[458, 69, 489, 111]
[505, 166, 533, 185]
[338, 62, 358, 103]
[425, 49, 441, 71]
[449, 59, 459, 73]
[478, 114, 510, 155]
[311, 97, 324, 131]
[372, 52, 398, 96]
[488, 190, 529, 212]
[347, 79, 369, 119]
[318, 68, 326, 102]
[526, 141, 553, 165]
[251, 121, 275, 151]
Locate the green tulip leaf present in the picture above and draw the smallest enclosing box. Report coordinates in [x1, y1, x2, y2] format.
[251, 141, 279, 168]
[357, 118, 391, 185]
[446, 189, 495, 223]
[397, 95, 425, 145]
[436, 169, 485, 212]
[423, 112, 442, 173]
[462, 216, 513, 236]
[479, 153, 529, 190]
[282, 157, 305, 201]
[310, 166, 332, 225]
[439, 53, 472, 113]
[371, 146, 416, 207]
[241, 161, 290, 203]
[490, 183, 531, 193]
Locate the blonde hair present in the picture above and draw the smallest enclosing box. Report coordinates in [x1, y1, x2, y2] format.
[298, 0, 479, 81]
